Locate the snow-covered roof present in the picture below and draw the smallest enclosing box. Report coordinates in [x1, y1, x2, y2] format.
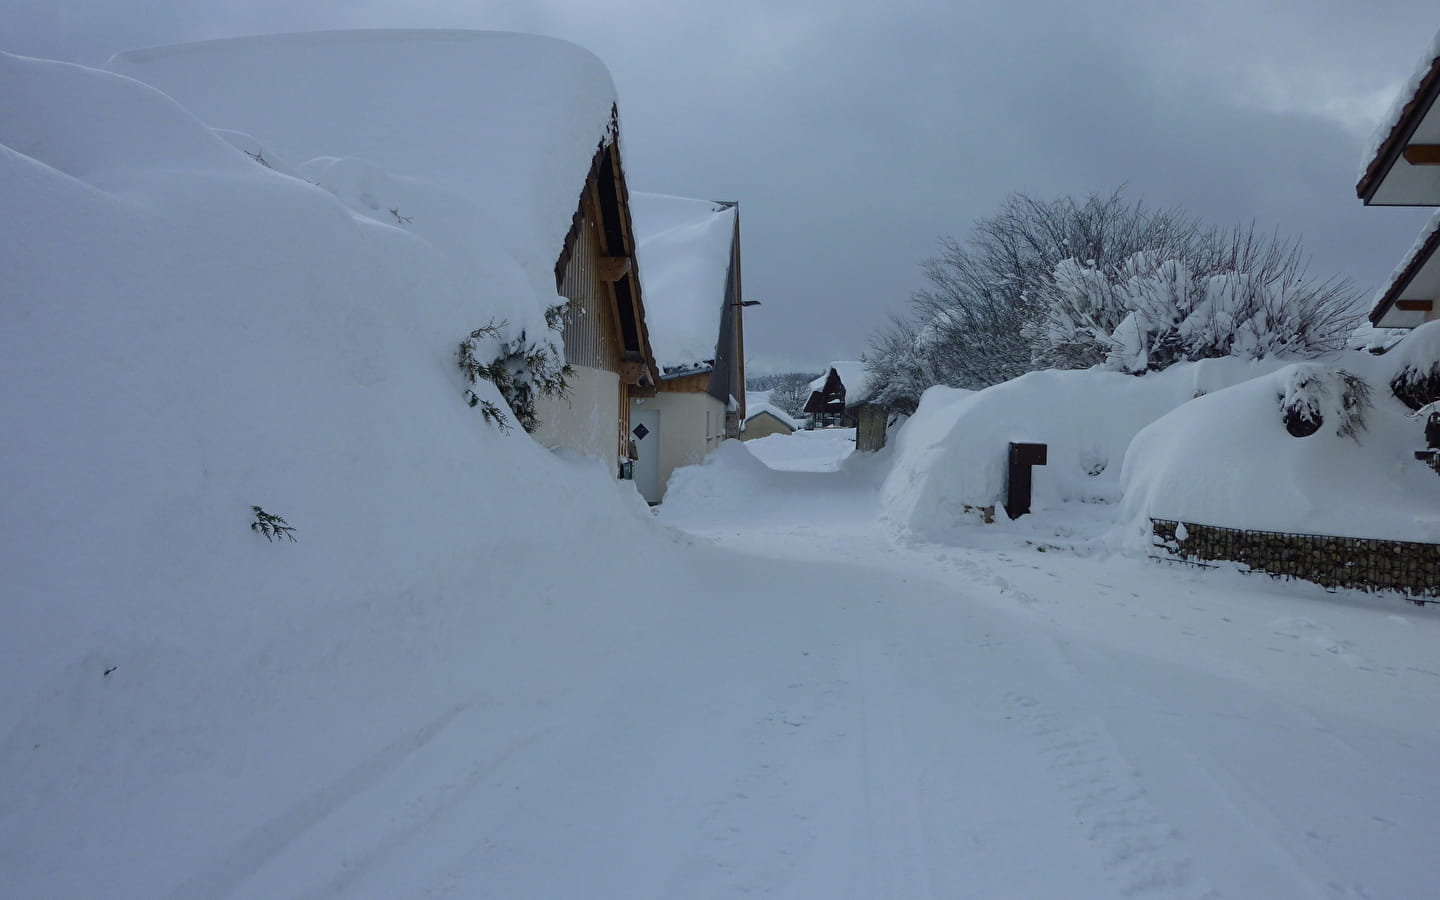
[107, 30, 617, 298]
[742, 392, 801, 431]
[1370, 208, 1440, 327]
[808, 361, 875, 407]
[630, 192, 737, 372]
[1357, 28, 1440, 204]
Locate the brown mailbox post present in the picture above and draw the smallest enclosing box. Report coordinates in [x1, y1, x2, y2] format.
[1006, 442, 1048, 519]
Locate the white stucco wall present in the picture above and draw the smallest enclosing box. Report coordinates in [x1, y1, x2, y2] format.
[531, 364, 620, 469]
[633, 390, 727, 500]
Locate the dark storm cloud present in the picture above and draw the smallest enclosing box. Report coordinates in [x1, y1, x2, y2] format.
[2, 0, 1435, 371]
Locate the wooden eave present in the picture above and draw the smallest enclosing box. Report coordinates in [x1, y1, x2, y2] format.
[1370, 220, 1440, 326]
[554, 105, 661, 387]
[729, 206, 747, 422]
[1358, 52, 1440, 204]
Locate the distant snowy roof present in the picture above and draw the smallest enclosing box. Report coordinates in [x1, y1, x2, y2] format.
[1357, 28, 1440, 204]
[808, 361, 874, 407]
[743, 392, 801, 430]
[630, 192, 737, 371]
[107, 30, 617, 295]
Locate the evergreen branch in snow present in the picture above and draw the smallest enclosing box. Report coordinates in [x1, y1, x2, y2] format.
[251, 506, 297, 542]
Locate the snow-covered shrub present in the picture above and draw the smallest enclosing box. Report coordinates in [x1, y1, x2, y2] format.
[1388, 320, 1440, 411]
[1277, 364, 1371, 439]
[457, 304, 572, 433]
[1037, 240, 1360, 376]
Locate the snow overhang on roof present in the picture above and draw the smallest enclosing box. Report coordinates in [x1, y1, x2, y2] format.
[630, 192, 737, 371]
[1358, 29, 1440, 205]
[107, 30, 619, 293]
[828, 361, 874, 407]
[1371, 209, 1440, 327]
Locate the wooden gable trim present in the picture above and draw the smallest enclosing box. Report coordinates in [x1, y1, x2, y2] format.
[1396, 298, 1435, 311]
[1358, 52, 1440, 203]
[1371, 220, 1440, 325]
[553, 106, 660, 388]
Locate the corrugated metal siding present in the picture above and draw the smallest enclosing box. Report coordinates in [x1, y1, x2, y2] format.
[558, 194, 622, 374]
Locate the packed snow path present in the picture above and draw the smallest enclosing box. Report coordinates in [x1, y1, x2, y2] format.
[650, 430, 1440, 899]
[11, 432, 1439, 898]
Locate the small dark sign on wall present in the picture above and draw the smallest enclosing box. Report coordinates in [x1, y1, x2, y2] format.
[1006, 442, 1048, 519]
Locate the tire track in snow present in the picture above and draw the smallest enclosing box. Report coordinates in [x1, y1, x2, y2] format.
[1002, 687, 1217, 900]
[167, 701, 481, 900]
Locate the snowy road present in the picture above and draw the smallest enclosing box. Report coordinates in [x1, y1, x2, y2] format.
[232, 445, 1439, 899]
[14, 435, 1439, 899]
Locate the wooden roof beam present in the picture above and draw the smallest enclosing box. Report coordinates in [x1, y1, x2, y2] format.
[1402, 144, 1440, 165]
[1396, 299, 1434, 311]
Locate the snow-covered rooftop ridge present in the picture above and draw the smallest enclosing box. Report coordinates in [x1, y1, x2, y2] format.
[1371, 207, 1440, 320]
[1360, 27, 1440, 186]
[630, 192, 737, 370]
[744, 399, 802, 430]
[809, 361, 875, 406]
[107, 30, 617, 298]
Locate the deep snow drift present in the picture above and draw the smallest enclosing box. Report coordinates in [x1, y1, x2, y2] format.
[880, 350, 1440, 553]
[0, 48, 665, 897]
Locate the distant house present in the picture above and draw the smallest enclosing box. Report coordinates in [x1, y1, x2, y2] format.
[742, 394, 801, 441]
[802, 362, 888, 451]
[627, 193, 748, 502]
[1357, 32, 1440, 329]
[110, 30, 658, 472]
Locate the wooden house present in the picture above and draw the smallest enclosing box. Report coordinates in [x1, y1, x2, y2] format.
[627, 194, 748, 502]
[109, 31, 658, 472]
[1357, 34, 1440, 329]
[802, 362, 889, 451]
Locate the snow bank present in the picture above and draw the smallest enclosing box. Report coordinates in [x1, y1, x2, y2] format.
[880, 360, 1287, 540]
[108, 29, 619, 347]
[630, 192, 736, 372]
[1121, 360, 1440, 543]
[0, 51, 666, 897]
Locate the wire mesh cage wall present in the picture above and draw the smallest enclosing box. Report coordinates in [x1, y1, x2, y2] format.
[1151, 518, 1440, 600]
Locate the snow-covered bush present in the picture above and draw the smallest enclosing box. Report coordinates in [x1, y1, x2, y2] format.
[457, 305, 572, 433]
[1276, 364, 1371, 439]
[1388, 320, 1440, 411]
[1036, 237, 1360, 375]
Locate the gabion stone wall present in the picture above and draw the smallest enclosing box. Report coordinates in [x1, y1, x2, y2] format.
[1152, 519, 1440, 599]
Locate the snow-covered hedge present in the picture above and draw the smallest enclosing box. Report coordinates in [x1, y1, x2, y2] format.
[879, 359, 1287, 540]
[1120, 360, 1440, 544]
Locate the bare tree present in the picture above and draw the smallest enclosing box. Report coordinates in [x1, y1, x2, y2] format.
[866, 189, 1364, 402]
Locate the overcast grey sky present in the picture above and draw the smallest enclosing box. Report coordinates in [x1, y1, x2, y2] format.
[5, 0, 1437, 373]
